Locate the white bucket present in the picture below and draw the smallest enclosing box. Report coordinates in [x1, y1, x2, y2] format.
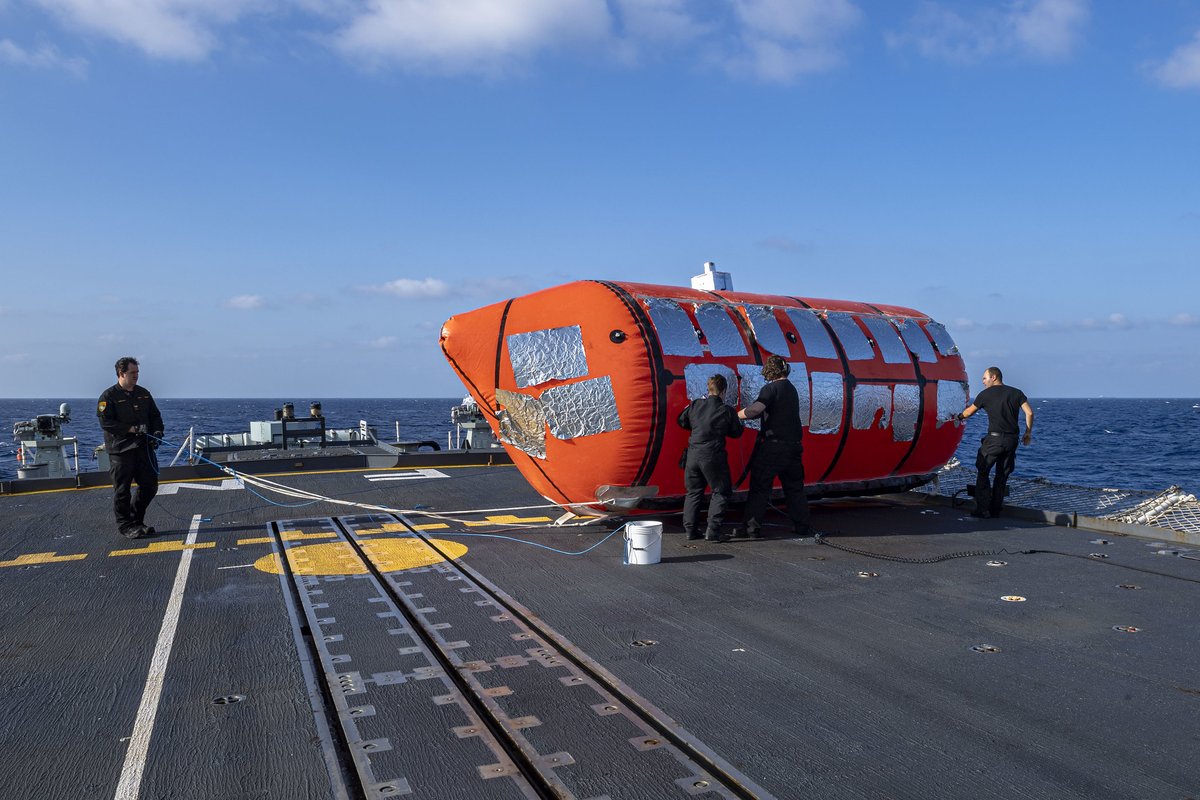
[624, 520, 663, 565]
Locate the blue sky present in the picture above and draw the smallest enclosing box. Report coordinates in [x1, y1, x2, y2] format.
[1, 0, 1198, 399]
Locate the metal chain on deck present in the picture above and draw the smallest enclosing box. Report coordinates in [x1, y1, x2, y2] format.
[914, 462, 1200, 535]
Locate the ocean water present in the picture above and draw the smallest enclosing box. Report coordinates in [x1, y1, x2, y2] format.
[2, 397, 1198, 493]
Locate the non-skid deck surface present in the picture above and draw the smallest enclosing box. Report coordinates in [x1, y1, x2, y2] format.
[1, 464, 1197, 799]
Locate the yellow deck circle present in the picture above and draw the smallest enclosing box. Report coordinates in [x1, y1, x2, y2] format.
[254, 538, 469, 576]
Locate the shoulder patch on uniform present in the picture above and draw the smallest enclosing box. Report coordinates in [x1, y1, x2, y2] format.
[98, 401, 107, 412]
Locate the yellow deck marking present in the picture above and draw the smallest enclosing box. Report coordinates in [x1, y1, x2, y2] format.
[355, 522, 409, 536]
[0, 552, 88, 568]
[237, 531, 337, 545]
[412, 523, 449, 531]
[111, 540, 217, 557]
[464, 514, 552, 526]
[255, 537, 468, 576]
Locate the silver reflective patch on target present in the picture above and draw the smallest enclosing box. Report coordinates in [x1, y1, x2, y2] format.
[810, 372, 844, 434]
[862, 317, 910, 365]
[736, 364, 766, 431]
[784, 308, 837, 359]
[742, 305, 791, 356]
[694, 303, 746, 357]
[541, 376, 622, 440]
[925, 320, 959, 356]
[507, 325, 588, 388]
[894, 318, 938, 363]
[644, 297, 702, 357]
[495, 389, 547, 459]
[852, 385, 892, 431]
[789, 362, 810, 428]
[826, 313, 874, 361]
[937, 380, 969, 428]
[892, 384, 920, 442]
[685, 363, 739, 405]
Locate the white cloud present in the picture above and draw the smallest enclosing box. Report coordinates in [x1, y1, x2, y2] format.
[18, 0, 860, 82]
[726, 0, 861, 81]
[888, 0, 1088, 64]
[361, 277, 451, 299]
[330, 0, 858, 81]
[1169, 312, 1200, 327]
[222, 294, 266, 310]
[613, 0, 706, 44]
[1105, 312, 1132, 329]
[1027, 313, 1148, 333]
[1, 353, 31, 365]
[32, 0, 266, 61]
[0, 38, 87, 74]
[1009, 0, 1089, 60]
[332, 0, 610, 73]
[1153, 31, 1200, 90]
[366, 335, 398, 349]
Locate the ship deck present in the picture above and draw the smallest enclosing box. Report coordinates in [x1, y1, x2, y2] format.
[1, 461, 1198, 800]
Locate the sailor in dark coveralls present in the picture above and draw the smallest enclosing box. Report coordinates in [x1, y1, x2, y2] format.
[738, 355, 812, 539]
[677, 373, 744, 542]
[97, 357, 164, 539]
[957, 366, 1035, 519]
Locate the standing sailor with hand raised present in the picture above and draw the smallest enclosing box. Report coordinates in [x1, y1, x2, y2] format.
[97, 357, 164, 539]
[957, 366, 1034, 519]
[739, 355, 812, 539]
[677, 373, 744, 542]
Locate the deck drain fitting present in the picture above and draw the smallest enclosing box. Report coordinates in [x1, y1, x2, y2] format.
[1113, 625, 1141, 633]
[631, 639, 658, 647]
[212, 694, 246, 705]
[693, 781, 710, 790]
[971, 644, 1001, 653]
[986, 560, 1007, 567]
[1090, 539, 1111, 545]
[1117, 584, 1140, 590]
[857, 571, 878, 578]
[1001, 596, 1027, 602]
[1089, 553, 1109, 559]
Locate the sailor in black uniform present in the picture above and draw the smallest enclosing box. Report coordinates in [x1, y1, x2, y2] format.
[97, 357, 164, 539]
[739, 355, 811, 539]
[677, 373, 744, 542]
[957, 366, 1035, 518]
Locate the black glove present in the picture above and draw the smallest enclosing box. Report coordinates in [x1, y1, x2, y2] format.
[150, 431, 162, 450]
[134, 424, 148, 435]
